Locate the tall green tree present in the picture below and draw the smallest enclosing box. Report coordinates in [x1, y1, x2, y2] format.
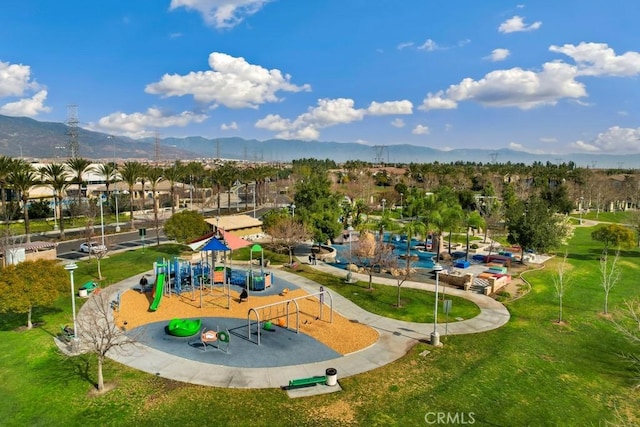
[505, 195, 570, 262]
[120, 161, 143, 231]
[7, 162, 39, 243]
[66, 157, 92, 208]
[39, 163, 71, 239]
[0, 259, 68, 329]
[163, 210, 209, 243]
[163, 162, 182, 215]
[145, 166, 164, 245]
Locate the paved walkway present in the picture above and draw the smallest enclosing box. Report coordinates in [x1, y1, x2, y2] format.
[79, 253, 510, 389]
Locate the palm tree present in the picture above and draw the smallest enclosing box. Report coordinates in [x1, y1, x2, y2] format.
[120, 161, 143, 231]
[66, 157, 92, 216]
[0, 156, 17, 223]
[8, 162, 39, 243]
[92, 162, 119, 198]
[219, 162, 239, 212]
[144, 166, 164, 245]
[209, 166, 226, 216]
[162, 162, 183, 215]
[463, 211, 486, 262]
[39, 163, 71, 239]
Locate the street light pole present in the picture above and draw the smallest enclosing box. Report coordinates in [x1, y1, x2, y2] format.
[64, 262, 79, 342]
[253, 183, 256, 218]
[431, 263, 443, 346]
[381, 198, 386, 215]
[99, 196, 105, 246]
[291, 203, 296, 218]
[114, 190, 120, 232]
[400, 193, 403, 219]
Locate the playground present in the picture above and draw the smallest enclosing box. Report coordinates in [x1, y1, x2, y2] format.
[112, 240, 379, 369]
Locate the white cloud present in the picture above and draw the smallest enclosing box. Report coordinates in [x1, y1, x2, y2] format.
[367, 100, 413, 115]
[420, 62, 585, 111]
[418, 39, 440, 51]
[412, 125, 430, 135]
[221, 121, 238, 130]
[169, 0, 269, 29]
[570, 140, 599, 152]
[498, 16, 542, 33]
[0, 90, 50, 117]
[509, 142, 525, 150]
[391, 118, 405, 128]
[0, 60, 50, 117]
[549, 42, 640, 77]
[445, 123, 453, 131]
[539, 137, 557, 143]
[419, 91, 458, 111]
[145, 52, 311, 109]
[0, 60, 37, 97]
[618, 110, 628, 116]
[88, 108, 209, 138]
[571, 126, 640, 153]
[397, 42, 414, 50]
[256, 98, 367, 140]
[485, 48, 510, 62]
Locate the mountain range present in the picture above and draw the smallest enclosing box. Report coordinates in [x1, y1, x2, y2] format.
[0, 114, 638, 168]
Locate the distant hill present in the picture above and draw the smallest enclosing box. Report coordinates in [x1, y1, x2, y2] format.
[1, 114, 639, 168]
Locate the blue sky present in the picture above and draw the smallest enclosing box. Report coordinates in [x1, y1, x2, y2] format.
[1, 1, 640, 155]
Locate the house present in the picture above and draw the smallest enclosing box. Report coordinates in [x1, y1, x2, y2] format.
[204, 214, 263, 239]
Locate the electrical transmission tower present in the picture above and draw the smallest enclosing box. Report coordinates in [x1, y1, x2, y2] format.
[373, 145, 388, 164]
[65, 105, 80, 158]
[490, 152, 499, 164]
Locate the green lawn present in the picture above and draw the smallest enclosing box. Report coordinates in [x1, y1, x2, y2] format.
[581, 210, 635, 224]
[1, 230, 639, 426]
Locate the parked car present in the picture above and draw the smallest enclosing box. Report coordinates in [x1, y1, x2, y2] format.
[79, 242, 107, 254]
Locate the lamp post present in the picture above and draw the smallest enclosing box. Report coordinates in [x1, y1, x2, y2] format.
[400, 193, 403, 219]
[114, 190, 121, 232]
[99, 196, 105, 246]
[65, 262, 79, 341]
[291, 203, 296, 218]
[381, 198, 386, 215]
[431, 263, 444, 346]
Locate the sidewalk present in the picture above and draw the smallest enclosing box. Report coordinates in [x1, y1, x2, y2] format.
[92, 255, 509, 389]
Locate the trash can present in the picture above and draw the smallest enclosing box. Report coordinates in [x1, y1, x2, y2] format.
[78, 289, 88, 297]
[325, 368, 337, 386]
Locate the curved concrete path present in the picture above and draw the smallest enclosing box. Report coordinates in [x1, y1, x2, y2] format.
[89, 257, 509, 389]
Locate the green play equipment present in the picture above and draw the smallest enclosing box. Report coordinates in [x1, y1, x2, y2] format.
[167, 318, 202, 337]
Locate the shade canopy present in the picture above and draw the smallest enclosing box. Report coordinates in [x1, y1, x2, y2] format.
[219, 230, 252, 250]
[200, 238, 230, 252]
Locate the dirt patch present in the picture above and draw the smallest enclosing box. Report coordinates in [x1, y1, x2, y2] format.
[115, 287, 378, 355]
[307, 400, 358, 426]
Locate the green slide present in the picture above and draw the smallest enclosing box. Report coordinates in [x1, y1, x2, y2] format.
[149, 273, 165, 311]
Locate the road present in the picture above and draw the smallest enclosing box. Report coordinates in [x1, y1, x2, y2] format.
[56, 228, 169, 261]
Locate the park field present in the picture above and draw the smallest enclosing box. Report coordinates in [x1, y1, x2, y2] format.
[0, 227, 639, 426]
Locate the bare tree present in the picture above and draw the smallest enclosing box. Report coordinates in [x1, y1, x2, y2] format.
[77, 291, 138, 392]
[266, 217, 310, 265]
[390, 254, 415, 308]
[612, 299, 640, 390]
[600, 249, 621, 315]
[552, 251, 572, 323]
[352, 231, 396, 290]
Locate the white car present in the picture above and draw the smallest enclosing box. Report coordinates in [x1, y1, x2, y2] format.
[79, 242, 107, 254]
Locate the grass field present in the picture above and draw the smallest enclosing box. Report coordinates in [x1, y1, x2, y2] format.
[0, 228, 639, 426]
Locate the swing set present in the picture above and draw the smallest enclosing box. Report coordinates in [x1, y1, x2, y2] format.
[247, 288, 334, 345]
